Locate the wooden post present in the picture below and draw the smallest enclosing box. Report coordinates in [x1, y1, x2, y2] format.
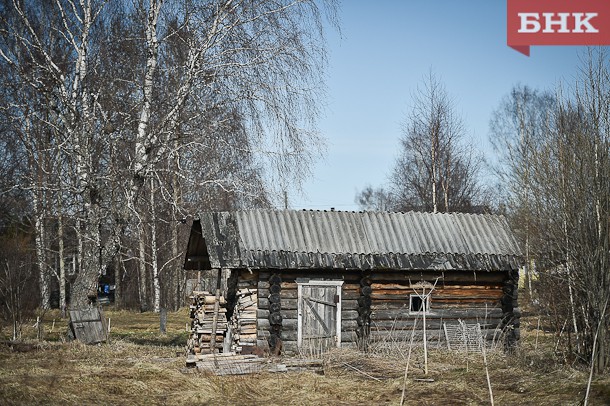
[210, 268, 222, 356]
[160, 308, 167, 335]
[197, 262, 202, 291]
[480, 323, 494, 406]
[422, 286, 428, 376]
[36, 317, 42, 341]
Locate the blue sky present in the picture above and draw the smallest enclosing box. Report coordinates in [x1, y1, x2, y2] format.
[290, 1, 583, 211]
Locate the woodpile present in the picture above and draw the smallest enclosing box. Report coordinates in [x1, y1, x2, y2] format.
[187, 291, 228, 355]
[229, 287, 258, 354]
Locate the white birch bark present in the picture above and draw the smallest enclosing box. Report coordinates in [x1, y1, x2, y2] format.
[150, 177, 161, 313]
[138, 227, 148, 312]
[58, 212, 66, 316]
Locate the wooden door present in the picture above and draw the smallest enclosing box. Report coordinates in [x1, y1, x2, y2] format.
[298, 281, 342, 355]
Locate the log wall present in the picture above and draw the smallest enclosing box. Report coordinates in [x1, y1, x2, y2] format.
[254, 270, 361, 354]
[232, 268, 517, 354]
[368, 270, 509, 345]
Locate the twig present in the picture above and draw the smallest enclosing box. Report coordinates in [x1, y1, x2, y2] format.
[584, 297, 608, 406]
[400, 312, 420, 406]
[480, 323, 494, 406]
[342, 362, 381, 381]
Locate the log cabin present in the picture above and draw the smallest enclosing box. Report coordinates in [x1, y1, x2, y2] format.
[184, 209, 522, 355]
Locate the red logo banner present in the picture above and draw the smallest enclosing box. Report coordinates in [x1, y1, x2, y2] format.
[507, 0, 610, 56]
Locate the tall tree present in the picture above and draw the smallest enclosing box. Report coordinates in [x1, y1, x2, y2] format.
[491, 49, 610, 372]
[391, 72, 486, 213]
[489, 85, 555, 298]
[0, 0, 336, 309]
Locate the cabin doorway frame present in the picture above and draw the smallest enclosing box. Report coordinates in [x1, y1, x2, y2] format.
[297, 279, 343, 351]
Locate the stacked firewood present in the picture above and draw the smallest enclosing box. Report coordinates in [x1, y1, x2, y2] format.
[187, 291, 228, 355]
[229, 287, 258, 354]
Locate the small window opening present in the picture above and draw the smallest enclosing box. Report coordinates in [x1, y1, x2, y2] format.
[409, 294, 429, 313]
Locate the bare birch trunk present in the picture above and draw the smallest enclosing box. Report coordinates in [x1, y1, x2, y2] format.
[58, 212, 66, 317]
[150, 178, 161, 313]
[36, 220, 50, 310]
[431, 135, 438, 213]
[171, 205, 179, 310]
[138, 228, 148, 312]
[114, 254, 121, 308]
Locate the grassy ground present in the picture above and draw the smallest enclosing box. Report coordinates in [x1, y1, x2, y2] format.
[0, 309, 608, 405]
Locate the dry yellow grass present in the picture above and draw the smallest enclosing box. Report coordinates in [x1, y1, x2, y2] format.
[0, 309, 608, 405]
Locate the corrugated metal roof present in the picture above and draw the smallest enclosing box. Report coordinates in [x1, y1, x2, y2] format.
[185, 209, 522, 271]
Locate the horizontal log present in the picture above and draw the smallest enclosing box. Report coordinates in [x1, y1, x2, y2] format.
[283, 341, 298, 354]
[280, 299, 298, 310]
[369, 289, 502, 300]
[341, 320, 358, 330]
[342, 290, 360, 300]
[369, 331, 503, 346]
[370, 270, 507, 283]
[257, 281, 270, 289]
[341, 310, 359, 320]
[257, 329, 270, 339]
[281, 331, 298, 341]
[259, 289, 299, 299]
[281, 310, 298, 319]
[342, 299, 358, 311]
[258, 298, 268, 310]
[281, 282, 298, 290]
[257, 308, 358, 322]
[370, 308, 503, 320]
[430, 298, 501, 306]
[258, 298, 298, 310]
[259, 318, 298, 330]
[368, 330, 444, 342]
[435, 289, 503, 298]
[278, 271, 360, 281]
[370, 283, 503, 291]
[239, 271, 259, 281]
[369, 319, 501, 331]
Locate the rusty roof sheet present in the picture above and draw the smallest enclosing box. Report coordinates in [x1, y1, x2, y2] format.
[185, 210, 522, 271]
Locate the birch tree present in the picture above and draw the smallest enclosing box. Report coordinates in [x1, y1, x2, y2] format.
[0, 0, 336, 309]
[391, 72, 486, 213]
[492, 49, 610, 372]
[489, 85, 555, 299]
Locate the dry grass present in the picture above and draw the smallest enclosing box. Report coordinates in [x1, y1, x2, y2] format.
[0, 309, 609, 405]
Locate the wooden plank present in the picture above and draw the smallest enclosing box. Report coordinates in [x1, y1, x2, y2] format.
[69, 307, 107, 345]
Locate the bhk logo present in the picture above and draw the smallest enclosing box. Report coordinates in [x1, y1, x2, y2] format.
[507, 0, 610, 56]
